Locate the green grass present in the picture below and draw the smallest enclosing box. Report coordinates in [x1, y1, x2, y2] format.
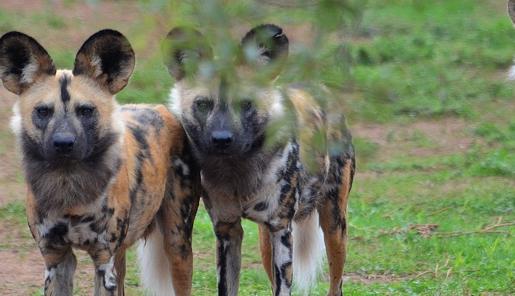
[1, 0, 514, 295]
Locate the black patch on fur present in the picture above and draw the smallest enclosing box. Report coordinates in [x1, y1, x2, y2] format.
[31, 105, 53, 131]
[127, 124, 150, 203]
[130, 165, 144, 203]
[217, 239, 228, 296]
[280, 232, 291, 249]
[179, 195, 195, 240]
[81, 215, 95, 223]
[60, 74, 71, 103]
[280, 262, 292, 288]
[116, 217, 129, 243]
[121, 107, 165, 131]
[128, 125, 150, 154]
[90, 222, 101, 233]
[44, 222, 68, 246]
[96, 269, 116, 292]
[274, 264, 282, 296]
[2, 40, 30, 75]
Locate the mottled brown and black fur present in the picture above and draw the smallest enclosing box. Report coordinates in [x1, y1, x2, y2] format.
[163, 25, 355, 296]
[0, 30, 200, 296]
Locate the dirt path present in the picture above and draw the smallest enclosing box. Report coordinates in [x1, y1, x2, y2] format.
[352, 117, 474, 161]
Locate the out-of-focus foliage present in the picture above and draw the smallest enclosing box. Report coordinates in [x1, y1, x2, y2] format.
[145, 0, 364, 171]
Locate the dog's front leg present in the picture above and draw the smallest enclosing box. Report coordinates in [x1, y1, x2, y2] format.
[213, 219, 244, 296]
[90, 249, 117, 296]
[270, 226, 293, 296]
[41, 247, 77, 296]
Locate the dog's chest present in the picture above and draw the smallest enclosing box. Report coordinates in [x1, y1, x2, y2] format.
[241, 143, 300, 223]
[201, 142, 300, 224]
[36, 205, 114, 249]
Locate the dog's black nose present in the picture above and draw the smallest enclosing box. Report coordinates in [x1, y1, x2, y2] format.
[53, 133, 76, 154]
[211, 130, 233, 149]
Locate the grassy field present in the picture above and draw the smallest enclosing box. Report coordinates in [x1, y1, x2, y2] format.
[0, 0, 514, 295]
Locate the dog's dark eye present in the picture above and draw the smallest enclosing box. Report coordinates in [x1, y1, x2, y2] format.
[77, 106, 95, 117]
[240, 100, 253, 112]
[35, 106, 52, 118]
[195, 98, 213, 113]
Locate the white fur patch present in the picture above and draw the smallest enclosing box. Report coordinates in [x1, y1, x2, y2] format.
[137, 227, 176, 296]
[9, 103, 22, 137]
[91, 55, 103, 78]
[168, 85, 182, 115]
[508, 62, 515, 81]
[20, 58, 39, 84]
[44, 267, 56, 281]
[111, 102, 126, 137]
[292, 210, 325, 294]
[98, 257, 117, 290]
[173, 158, 190, 176]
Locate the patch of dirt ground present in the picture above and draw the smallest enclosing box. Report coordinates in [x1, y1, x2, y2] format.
[353, 117, 474, 161]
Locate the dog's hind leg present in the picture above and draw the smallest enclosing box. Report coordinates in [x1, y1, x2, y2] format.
[42, 248, 77, 296]
[318, 157, 354, 296]
[258, 224, 273, 284]
[270, 226, 293, 296]
[157, 191, 200, 296]
[114, 248, 126, 296]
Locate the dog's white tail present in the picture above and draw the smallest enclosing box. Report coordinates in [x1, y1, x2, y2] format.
[292, 209, 325, 294]
[509, 62, 515, 80]
[137, 226, 175, 296]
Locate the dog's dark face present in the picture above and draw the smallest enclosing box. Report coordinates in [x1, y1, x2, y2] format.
[0, 30, 134, 165]
[164, 25, 289, 160]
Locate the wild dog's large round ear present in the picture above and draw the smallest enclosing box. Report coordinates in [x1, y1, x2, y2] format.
[73, 29, 135, 94]
[240, 24, 289, 77]
[509, 0, 515, 24]
[0, 31, 56, 95]
[162, 27, 213, 81]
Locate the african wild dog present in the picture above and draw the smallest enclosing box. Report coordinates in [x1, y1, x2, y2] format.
[0, 30, 200, 296]
[159, 25, 355, 295]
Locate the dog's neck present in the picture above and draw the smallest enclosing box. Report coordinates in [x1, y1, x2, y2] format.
[199, 150, 273, 198]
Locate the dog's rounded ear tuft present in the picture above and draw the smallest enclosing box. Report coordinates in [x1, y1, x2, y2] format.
[509, 0, 515, 24]
[0, 31, 56, 95]
[241, 24, 289, 67]
[73, 29, 135, 94]
[162, 27, 213, 81]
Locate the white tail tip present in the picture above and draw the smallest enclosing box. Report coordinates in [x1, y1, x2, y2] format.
[508, 63, 515, 80]
[292, 210, 325, 294]
[137, 227, 175, 296]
